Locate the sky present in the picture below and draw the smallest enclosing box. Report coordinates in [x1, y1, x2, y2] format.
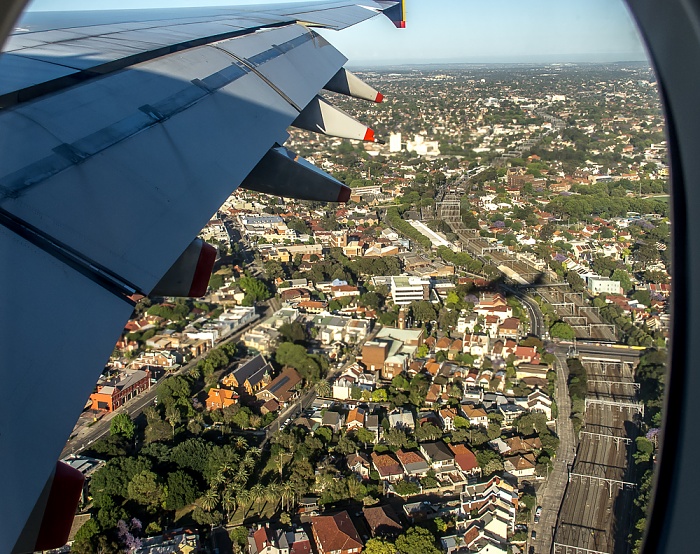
[23, 0, 649, 66]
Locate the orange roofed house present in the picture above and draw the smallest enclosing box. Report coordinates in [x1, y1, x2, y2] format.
[90, 369, 150, 412]
[310, 512, 363, 554]
[206, 387, 239, 410]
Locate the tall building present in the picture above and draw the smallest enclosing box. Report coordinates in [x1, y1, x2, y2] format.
[389, 132, 402, 152]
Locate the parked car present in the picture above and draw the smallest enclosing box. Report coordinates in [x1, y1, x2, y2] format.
[531, 530, 537, 540]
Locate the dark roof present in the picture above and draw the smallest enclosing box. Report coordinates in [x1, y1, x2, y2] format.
[363, 505, 403, 538]
[420, 441, 455, 462]
[233, 354, 268, 383]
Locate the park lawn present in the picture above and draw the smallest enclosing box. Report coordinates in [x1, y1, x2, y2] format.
[227, 500, 280, 526]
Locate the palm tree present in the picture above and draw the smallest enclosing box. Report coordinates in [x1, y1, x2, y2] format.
[234, 436, 248, 450]
[280, 482, 295, 512]
[165, 405, 180, 439]
[265, 482, 281, 510]
[221, 488, 237, 523]
[250, 483, 266, 514]
[211, 471, 227, 488]
[200, 488, 218, 512]
[235, 467, 249, 486]
[316, 379, 331, 397]
[189, 365, 202, 380]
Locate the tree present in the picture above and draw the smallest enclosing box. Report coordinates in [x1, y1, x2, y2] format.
[316, 379, 331, 397]
[71, 519, 101, 554]
[279, 321, 308, 344]
[393, 479, 420, 496]
[612, 268, 633, 292]
[239, 275, 271, 303]
[364, 538, 396, 554]
[410, 301, 438, 324]
[520, 494, 537, 511]
[315, 426, 333, 443]
[275, 342, 322, 383]
[166, 405, 181, 439]
[355, 427, 376, 446]
[110, 413, 135, 441]
[128, 470, 164, 509]
[415, 423, 442, 441]
[384, 428, 410, 450]
[566, 271, 586, 293]
[164, 470, 199, 510]
[396, 526, 441, 554]
[550, 321, 575, 340]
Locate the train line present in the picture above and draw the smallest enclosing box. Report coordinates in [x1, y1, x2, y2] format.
[553, 360, 640, 554]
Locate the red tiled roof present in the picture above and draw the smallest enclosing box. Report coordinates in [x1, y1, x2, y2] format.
[311, 512, 363, 553]
[449, 443, 479, 472]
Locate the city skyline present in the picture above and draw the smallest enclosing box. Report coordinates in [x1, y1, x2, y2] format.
[23, 0, 649, 66]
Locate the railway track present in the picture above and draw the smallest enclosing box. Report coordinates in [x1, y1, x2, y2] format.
[553, 360, 640, 554]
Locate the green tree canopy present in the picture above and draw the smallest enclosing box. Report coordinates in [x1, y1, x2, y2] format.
[396, 526, 441, 554]
[109, 413, 135, 440]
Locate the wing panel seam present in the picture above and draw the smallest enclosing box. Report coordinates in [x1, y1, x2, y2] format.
[0, 206, 138, 302]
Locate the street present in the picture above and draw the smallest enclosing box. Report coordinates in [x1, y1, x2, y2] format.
[60, 307, 268, 459]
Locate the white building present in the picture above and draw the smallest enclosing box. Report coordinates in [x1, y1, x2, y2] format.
[587, 276, 622, 295]
[405, 134, 440, 156]
[391, 275, 430, 305]
[389, 132, 402, 152]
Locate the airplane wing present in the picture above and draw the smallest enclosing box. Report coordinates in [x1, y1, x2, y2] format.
[0, 2, 403, 551]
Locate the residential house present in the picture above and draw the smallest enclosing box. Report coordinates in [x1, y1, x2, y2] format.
[419, 441, 456, 472]
[439, 407, 459, 432]
[503, 436, 542, 455]
[322, 411, 345, 433]
[206, 387, 239, 410]
[449, 443, 481, 477]
[388, 409, 415, 431]
[396, 449, 430, 478]
[363, 505, 403, 539]
[461, 404, 489, 427]
[371, 452, 404, 482]
[249, 525, 289, 554]
[497, 318, 520, 340]
[366, 414, 381, 443]
[310, 512, 363, 554]
[503, 452, 537, 478]
[255, 367, 302, 410]
[346, 407, 366, 431]
[346, 453, 371, 480]
[498, 403, 526, 425]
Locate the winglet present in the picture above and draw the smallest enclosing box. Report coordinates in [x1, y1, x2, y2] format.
[381, 0, 406, 28]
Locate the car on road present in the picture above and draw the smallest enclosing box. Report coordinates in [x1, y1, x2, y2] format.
[528, 547, 535, 554]
[534, 506, 542, 523]
[531, 530, 537, 540]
